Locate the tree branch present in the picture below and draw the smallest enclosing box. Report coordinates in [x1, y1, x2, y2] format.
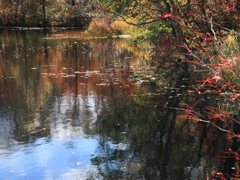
[96, 6, 161, 26]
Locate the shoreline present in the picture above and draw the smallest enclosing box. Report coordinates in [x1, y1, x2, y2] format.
[0, 26, 88, 30]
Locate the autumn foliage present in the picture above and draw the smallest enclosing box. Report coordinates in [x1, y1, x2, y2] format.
[0, 0, 92, 27]
[95, 0, 240, 179]
[153, 2, 240, 180]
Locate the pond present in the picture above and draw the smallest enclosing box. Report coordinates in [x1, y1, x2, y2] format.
[0, 30, 238, 180]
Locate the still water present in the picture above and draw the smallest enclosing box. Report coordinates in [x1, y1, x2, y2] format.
[0, 30, 237, 180]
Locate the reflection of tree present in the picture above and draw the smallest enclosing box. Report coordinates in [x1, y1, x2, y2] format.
[0, 30, 238, 179]
[88, 136, 136, 180]
[0, 29, 147, 149]
[88, 64, 238, 179]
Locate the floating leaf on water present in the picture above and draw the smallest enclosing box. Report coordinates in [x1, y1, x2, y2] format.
[96, 83, 109, 86]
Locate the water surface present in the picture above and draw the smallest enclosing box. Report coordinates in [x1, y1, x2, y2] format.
[0, 30, 238, 180]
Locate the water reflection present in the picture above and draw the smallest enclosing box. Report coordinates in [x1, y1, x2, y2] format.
[0, 29, 151, 179]
[0, 30, 238, 180]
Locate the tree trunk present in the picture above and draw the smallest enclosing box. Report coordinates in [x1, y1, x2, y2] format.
[163, 0, 192, 61]
[14, 0, 20, 25]
[72, 0, 75, 6]
[236, 0, 240, 32]
[20, 0, 26, 25]
[42, 0, 47, 27]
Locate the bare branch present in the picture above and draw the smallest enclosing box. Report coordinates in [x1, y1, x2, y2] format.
[197, 15, 240, 35]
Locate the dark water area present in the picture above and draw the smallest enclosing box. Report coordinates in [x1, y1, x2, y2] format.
[0, 30, 238, 180]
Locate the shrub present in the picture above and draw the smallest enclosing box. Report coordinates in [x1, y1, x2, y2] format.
[110, 20, 133, 34]
[87, 18, 112, 35]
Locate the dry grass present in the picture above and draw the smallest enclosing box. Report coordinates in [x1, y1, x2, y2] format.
[88, 18, 134, 35]
[87, 19, 112, 35]
[110, 20, 133, 34]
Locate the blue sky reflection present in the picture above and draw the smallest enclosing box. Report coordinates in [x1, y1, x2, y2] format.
[0, 136, 99, 180]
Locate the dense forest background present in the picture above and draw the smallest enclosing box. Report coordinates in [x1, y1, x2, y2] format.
[0, 0, 94, 27]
